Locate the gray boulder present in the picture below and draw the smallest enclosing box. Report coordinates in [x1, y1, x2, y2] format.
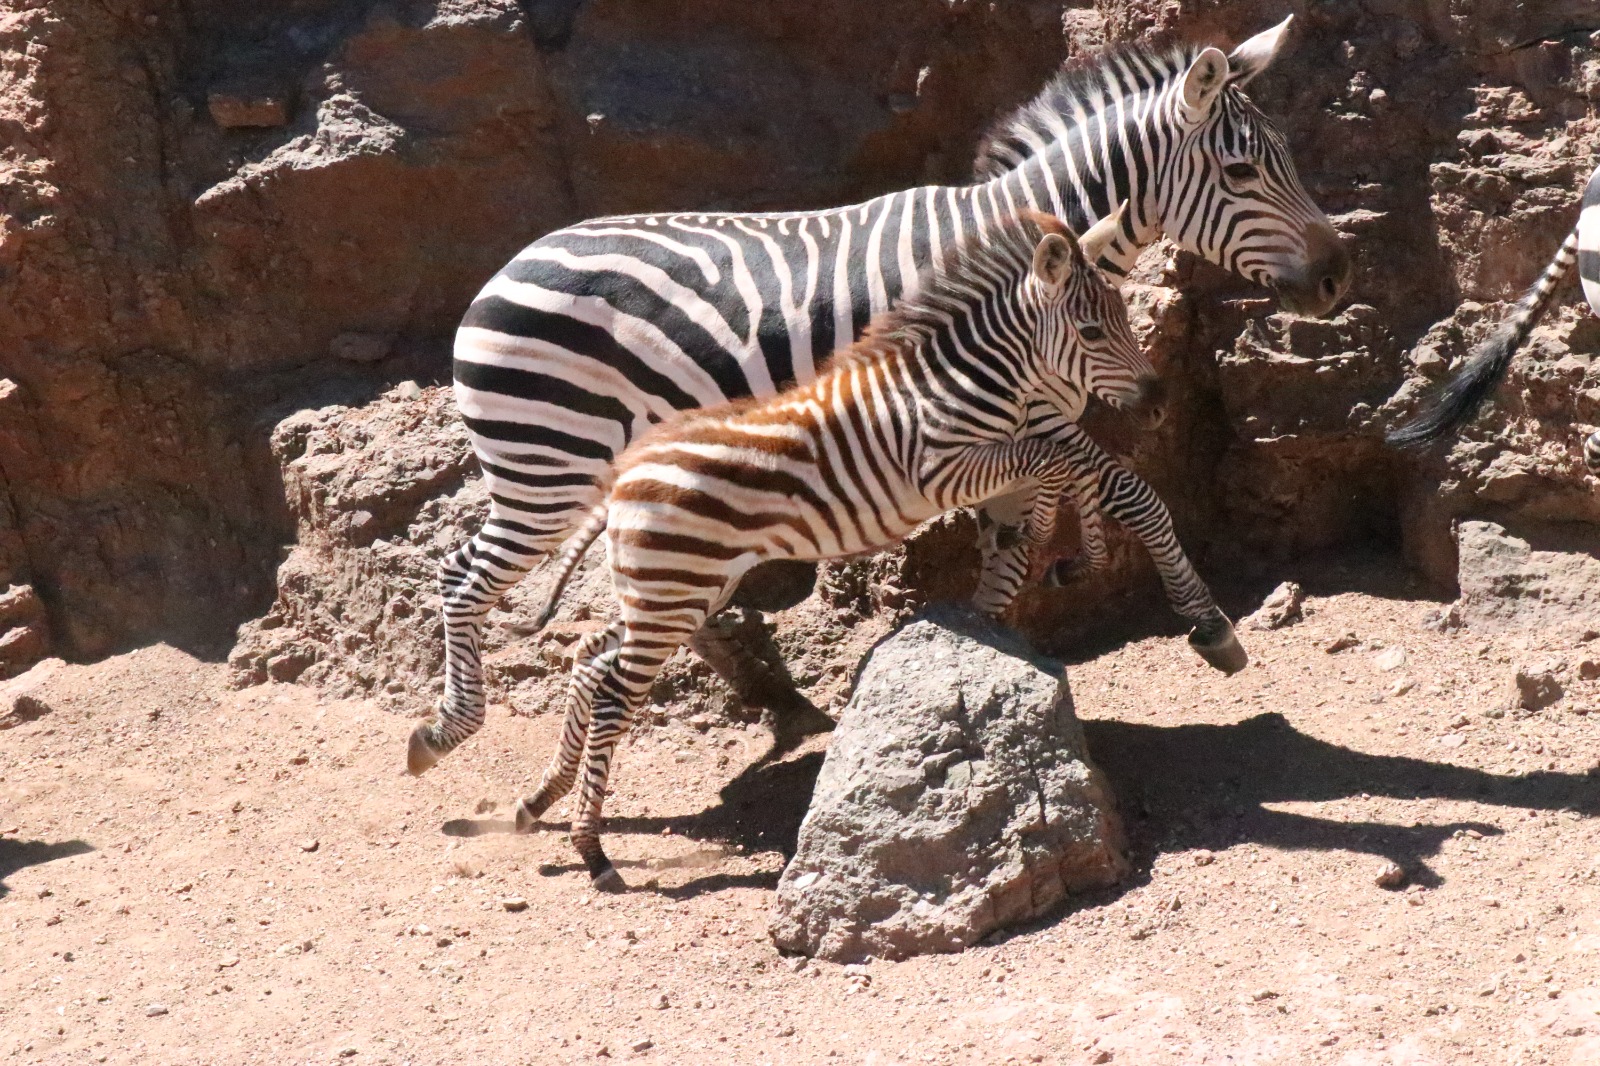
[769, 606, 1126, 962]
[1454, 520, 1600, 636]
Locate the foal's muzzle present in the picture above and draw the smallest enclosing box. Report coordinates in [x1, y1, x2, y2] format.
[1127, 376, 1167, 431]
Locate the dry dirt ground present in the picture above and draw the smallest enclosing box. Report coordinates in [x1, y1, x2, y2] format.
[3, 565, 1599, 1066]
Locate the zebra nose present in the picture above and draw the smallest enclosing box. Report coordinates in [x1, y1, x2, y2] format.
[1283, 224, 1352, 317]
[1130, 376, 1167, 430]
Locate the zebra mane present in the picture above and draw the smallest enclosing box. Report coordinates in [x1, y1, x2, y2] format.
[973, 35, 1196, 180]
[829, 214, 1067, 373]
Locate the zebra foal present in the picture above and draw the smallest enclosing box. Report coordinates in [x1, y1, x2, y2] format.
[517, 211, 1217, 890]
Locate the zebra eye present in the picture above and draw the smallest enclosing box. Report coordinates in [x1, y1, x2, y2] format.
[1224, 162, 1258, 182]
[1079, 324, 1105, 342]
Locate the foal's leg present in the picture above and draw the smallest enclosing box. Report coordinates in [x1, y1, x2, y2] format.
[514, 622, 624, 831]
[570, 604, 711, 892]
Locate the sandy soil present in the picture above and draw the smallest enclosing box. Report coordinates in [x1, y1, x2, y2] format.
[2, 567, 1599, 1066]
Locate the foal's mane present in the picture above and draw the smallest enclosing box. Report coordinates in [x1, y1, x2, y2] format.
[822, 211, 1072, 376]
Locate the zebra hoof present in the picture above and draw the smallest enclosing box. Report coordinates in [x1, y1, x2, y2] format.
[406, 726, 444, 777]
[591, 866, 627, 894]
[514, 797, 543, 833]
[1188, 623, 1248, 676]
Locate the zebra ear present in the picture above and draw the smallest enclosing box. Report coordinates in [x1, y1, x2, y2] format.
[1031, 232, 1079, 290]
[1078, 202, 1127, 265]
[1227, 15, 1293, 87]
[1180, 46, 1229, 122]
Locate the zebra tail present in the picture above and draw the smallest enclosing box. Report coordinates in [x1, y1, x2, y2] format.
[1388, 228, 1579, 448]
[531, 503, 609, 631]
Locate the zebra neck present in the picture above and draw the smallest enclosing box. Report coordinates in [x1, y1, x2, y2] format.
[978, 98, 1172, 274]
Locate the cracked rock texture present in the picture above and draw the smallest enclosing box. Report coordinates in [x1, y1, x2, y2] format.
[768, 606, 1127, 962]
[6, 0, 1600, 682]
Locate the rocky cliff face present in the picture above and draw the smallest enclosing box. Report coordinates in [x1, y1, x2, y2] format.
[4, 0, 1600, 684]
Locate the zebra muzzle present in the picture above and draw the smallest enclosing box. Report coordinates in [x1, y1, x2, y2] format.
[1128, 376, 1167, 431]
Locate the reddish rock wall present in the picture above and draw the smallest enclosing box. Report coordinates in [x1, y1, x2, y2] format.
[6, 0, 1600, 687]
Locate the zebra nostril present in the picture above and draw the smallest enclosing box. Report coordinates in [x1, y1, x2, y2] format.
[1320, 275, 1338, 301]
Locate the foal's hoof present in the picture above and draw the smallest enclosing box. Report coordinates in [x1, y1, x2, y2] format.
[591, 866, 627, 894]
[407, 726, 444, 777]
[1189, 621, 1248, 675]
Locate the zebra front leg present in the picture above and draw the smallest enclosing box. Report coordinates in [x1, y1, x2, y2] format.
[688, 608, 835, 757]
[972, 484, 1041, 617]
[1044, 467, 1110, 583]
[514, 623, 624, 831]
[1076, 435, 1246, 675]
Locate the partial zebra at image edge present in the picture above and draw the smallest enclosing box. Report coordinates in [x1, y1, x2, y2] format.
[1385, 230, 1579, 449]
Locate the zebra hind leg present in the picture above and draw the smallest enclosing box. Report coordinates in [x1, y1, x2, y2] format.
[1585, 430, 1600, 473]
[408, 521, 552, 775]
[570, 615, 706, 892]
[514, 622, 623, 832]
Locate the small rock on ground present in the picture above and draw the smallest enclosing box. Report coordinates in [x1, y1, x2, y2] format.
[1508, 662, 1564, 712]
[1374, 861, 1407, 889]
[1244, 581, 1304, 631]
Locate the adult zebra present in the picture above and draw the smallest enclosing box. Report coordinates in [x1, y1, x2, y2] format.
[409, 17, 1352, 775]
[1389, 162, 1600, 467]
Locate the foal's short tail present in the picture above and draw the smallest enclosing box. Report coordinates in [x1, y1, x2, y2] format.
[531, 502, 609, 631]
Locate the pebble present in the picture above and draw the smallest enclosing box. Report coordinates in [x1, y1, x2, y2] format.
[474, 798, 497, 814]
[501, 897, 529, 913]
[298, 839, 319, 853]
[339, 1048, 358, 1058]
[1375, 861, 1406, 889]
[1091, 1051, 1113, 1065]
[396, 380, 423, 402]
[1193, 849, 1215, 867]
[145, 1004, 168, 1017]
[652, 994, 669, 1010]
[630, 1037, 654, 1053]
[1251, 988, 1278, 1002]
[1325, 633, 1360, 653]
[1374, 647, 1407, 672]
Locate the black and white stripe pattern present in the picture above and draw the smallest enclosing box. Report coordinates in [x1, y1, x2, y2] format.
[1389, 162, 1600, 468]
[512, 216, 1246, 890]
[406, 20, 1346, 776]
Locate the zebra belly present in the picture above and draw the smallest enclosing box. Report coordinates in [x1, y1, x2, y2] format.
[1580, 163, 1600, 316]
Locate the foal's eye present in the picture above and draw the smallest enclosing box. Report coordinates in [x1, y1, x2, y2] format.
[1223, 162, 1258, 182]
[1079, 324, 1105, 342]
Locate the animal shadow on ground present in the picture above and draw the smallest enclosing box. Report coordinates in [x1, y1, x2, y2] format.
[442, 751, 825, 899]
[1086, 712, 1599, 888]
[447, 707, 1597, 899]
[0, 838, 94, 898]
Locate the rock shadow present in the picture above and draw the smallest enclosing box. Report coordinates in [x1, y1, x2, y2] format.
[0, 838, 94, 898]
[1085, 711, 1597, 887]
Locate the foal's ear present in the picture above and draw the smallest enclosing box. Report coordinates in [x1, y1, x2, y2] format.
[1227, 15, 1294, 87]
[1078, 202, 1127, 265]
[1032, 231, 1079, 290]
[1180, 46, 1229, 122]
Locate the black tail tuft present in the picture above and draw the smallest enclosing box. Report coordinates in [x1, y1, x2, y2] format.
[1386, 322, 1524, 448]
